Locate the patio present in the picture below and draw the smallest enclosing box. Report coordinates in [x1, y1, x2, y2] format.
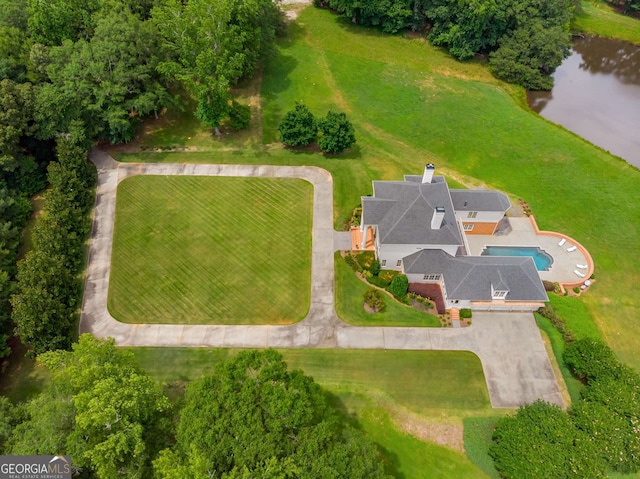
[465, 216, 594, 290]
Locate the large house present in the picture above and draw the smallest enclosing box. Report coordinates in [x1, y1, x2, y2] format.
[359, 165, 548, 312]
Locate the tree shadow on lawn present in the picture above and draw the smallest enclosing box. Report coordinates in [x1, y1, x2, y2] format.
[324, 390, 405, 478]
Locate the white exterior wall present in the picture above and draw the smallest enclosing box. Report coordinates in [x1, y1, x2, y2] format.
[378, 243, 458, 270]
[454, 210, 504, 223]
[469, 302, 544, 312]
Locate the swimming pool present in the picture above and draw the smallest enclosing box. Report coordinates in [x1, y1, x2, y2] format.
[481, 246, 553, 271]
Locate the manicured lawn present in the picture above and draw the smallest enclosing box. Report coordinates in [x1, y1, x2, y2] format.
[131, 347, 493, 477]
[108, 176, 312, 324]
[334, 253, 441, 327]
[353, 404, 490, 479]
[132, 347, 492, 415]
[114, 4, 640, 370]
[573, 0, 640, 44]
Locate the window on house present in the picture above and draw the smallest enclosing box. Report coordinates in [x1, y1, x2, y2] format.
[463, 223, 474, 231]
[467, 211, 478, 218]
[396, 260, 402, 267]
[493, 290, 508, 299]
[422, 274, 441, 281]
[381, 260, 386, 266]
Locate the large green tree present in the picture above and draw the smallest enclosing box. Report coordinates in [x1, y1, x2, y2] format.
[489, 21, 571, 90]
[153, 0, 282, 134]
[490, 400, 606, 478]
[154, 349, 389, 478]
[317, 110, 356, 154]
[8, 335, 170, 479]
[36, 4, 168, 143]
[278, 103, 317, 147]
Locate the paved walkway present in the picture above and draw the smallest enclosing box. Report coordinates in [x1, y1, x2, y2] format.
[80, 149, 563, 408]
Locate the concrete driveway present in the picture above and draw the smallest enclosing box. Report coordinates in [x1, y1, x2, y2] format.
[80, 149, 563, 408]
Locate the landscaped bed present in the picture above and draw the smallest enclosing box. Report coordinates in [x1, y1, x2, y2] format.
[108, 175, 312, 324]
[334, 252, 441, 327]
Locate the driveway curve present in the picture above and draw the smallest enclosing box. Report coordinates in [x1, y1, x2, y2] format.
[81, 149, 562, 408]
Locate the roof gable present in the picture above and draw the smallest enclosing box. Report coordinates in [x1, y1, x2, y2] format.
[403, 250, 547, 302]
[363, 179, 462, 247]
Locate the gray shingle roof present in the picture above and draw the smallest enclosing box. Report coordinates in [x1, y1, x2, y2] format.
[403, 249, 548, 302]
[450, 190, 511, 212]
[363, 179, 462, 246]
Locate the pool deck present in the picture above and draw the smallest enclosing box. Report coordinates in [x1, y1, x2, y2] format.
[466, 216, 594, 291]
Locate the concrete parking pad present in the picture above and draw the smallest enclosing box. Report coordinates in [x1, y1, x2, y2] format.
[81, 149, 563, 408]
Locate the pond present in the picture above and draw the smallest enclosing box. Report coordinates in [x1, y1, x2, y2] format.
[527, 36, 640, 169]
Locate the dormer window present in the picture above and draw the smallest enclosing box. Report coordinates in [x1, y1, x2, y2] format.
[491, 283, 508, 299]
[467, 211, 478, 218]
[423, 274, 441, 281]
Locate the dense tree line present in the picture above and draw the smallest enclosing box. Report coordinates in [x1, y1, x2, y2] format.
[0, 78, 50, 358]
[0, 0, 283, 357]
[0, 342, 389, 479]
[490, 338, 640, 478]
[11, 131, 94, 355]
[317, 0, 574, 89]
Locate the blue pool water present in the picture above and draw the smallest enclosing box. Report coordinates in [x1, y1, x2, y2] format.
[481, 246, 553, 271]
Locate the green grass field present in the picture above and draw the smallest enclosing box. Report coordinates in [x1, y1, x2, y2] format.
[131, 347, 494, 478]
[117, 7, 640, 369]
[334, 252, 441, 327]
[108, 176, 312, 324]
[573, 0, 640, 44]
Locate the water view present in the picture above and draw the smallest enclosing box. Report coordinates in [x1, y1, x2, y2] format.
[528, 36, 640, 169]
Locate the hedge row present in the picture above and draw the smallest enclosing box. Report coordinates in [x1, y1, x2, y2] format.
[11, 132, 95, 355]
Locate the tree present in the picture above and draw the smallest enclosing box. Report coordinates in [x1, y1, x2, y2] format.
[278, 103, 317, 147]
[388, 274, 408, 299]
[563, 337, 624, 383]
[154, 349, 389, 478]
[153, 0, 282, 134]
[317, 110, 355, 154]
[489, 21, 571, 90]
[8, 335, 171, 479]
[26, 0, 101, 46]
[228, 100, 251, 130]
[490, 400, 606, 479]
[35, 4, 168, 143]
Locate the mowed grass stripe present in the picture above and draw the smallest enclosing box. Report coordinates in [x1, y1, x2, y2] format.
[108, 176, 313, 324]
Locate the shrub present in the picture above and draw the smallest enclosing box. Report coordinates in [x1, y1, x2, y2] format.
[368, 275, 389, 288]
[460, 308, 472, 319]
[363, 288, 385, 312]
[343, 254, 362, 273]
[355, 251, 375, 270]
[278, 103, 317, 147]
[378, 270, 398, 285]
[573, 286, 580, 294]
[542, 280, 560, 293]
[317, 110, 356, 154]
[369, 259, 381, 276]
[537, 304, 573, 342]
[387, 274, 408, 299]
[228, 100, 251, 130]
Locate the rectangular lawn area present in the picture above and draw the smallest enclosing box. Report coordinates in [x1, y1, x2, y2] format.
[108, 176, 312, 324]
